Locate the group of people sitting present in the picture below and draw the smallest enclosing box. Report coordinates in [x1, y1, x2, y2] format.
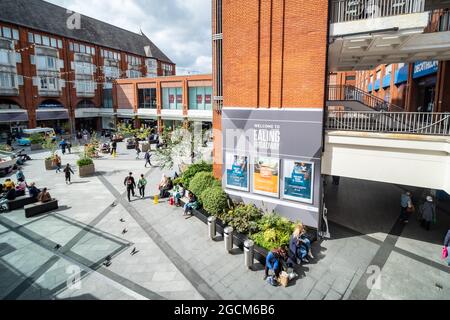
[264, 224, 315, 286]
[0, 168, 52, 211]
[158, 174, 199, 217]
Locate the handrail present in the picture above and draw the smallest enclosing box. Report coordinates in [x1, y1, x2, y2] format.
[330, 0, 426, 23]
[327, 85, 405, 112]
[326, 111, 450, 136]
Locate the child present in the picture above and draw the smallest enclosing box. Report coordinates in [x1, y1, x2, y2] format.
[63, 164, 75, 185]
[173, 183, 185, 207]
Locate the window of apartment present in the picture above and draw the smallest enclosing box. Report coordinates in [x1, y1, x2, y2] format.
[75, 61, 94, 75]
[0, 72, 15, 88]
[128, 70, 141, 79]
[36, 55, 57, 70]
[34, 34, 42, 45]
[0, 49, 10, 65]
[40, 77, 58, 91]
[76, 80, 96, 94]
[50, 38, 57, 48]
[162, 87, 183, 110]
[138, 88, 157, 109]
[28, 32, 34, 43]
[12, 29, 19, 41]
[80, 44, 86, 53]
[189, 86, 212, 110]
[146, 59, 158, 77]
[103, 89, 113, 108]
[2, 27, 11, 39]
[42, 36, 50, 46]
[57, 39, 63, 49]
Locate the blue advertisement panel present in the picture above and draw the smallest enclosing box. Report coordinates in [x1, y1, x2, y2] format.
[225, 153, 249, 192]
[413, 61, 439, 79]
[283, 160, 314, 204]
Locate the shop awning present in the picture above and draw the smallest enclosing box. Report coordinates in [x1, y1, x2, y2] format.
[0, 111, 28, 123]
[36, 109, 69, 120]
[382, 74, 391, 88]
[374, 79, 381, 91]
[394, 66, 409, 84]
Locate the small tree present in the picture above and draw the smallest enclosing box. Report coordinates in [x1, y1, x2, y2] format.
[42, 137, 57, 160]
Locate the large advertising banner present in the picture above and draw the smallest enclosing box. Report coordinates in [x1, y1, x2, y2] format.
[283, 160, 314, 204]
[222, 108, 324, 229]
[253, 156, 280, 197]
[226, 153, 249, 192]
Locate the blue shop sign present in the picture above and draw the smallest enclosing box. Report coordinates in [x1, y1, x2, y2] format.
[382, 74, 391, 88]
[368, 83, 373, 91]
[413, 60, 439, 79]
[374, 79, 380, 91]
[394, 65, 409, 84]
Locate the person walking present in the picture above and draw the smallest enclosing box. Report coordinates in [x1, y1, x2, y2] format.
[421, 196, 435, 231]
[53, 154, 62, 173]
[111, 140, 117, 156]
[67, 140, 72, 154]
[138, 174, 147, 199]
[444, 229, 450, 267]
[60, 139, 67, 155]
[124, 172, 136, 202]
[400, 191, 413, 223]
[63, 164, 75, 185]
[144, 150, 152, 168]
[135, 143, 141, 160]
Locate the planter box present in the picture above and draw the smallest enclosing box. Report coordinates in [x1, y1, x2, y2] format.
[79, 163, 95, 177]
[31, 144, 43, 151]
[45, 159, 55, 170]
[141, 143, 150, 153]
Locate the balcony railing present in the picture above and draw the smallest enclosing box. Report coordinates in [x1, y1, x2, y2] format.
[326, 111, 450, 136]
[327, 85, 404, 112]
[330, 0, 426, 23]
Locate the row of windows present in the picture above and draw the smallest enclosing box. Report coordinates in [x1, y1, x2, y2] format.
[69, 42, 96, 56]
[137, 87, 213, 110]
[28, 32, 63, 49]
[102, 49, 121, 61]
[126, 55, 142, 66]
[1, 26, 19, 41]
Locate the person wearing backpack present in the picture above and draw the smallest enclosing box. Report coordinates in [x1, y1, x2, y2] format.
[124, 172, 137, 202]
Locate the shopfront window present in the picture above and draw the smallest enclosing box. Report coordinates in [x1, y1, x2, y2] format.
[162, 87, 183, 110]
[188, 86, 213, 111]
[138, 88, 157, 109]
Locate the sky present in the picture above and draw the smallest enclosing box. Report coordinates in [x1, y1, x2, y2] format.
[45, 0, 212, 75]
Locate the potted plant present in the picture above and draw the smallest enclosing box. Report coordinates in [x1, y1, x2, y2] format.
[30, 134, 44, 151]
[77, 157, 95, 177]
[42, 137, 57, 170]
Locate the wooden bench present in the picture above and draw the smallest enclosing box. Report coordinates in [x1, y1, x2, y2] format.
[8, 196, 38, 211]
[25, 200, 59, 218]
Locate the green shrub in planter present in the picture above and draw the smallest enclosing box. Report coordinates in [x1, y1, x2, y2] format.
[181, 161, 213, 189]
[189, 172, 221, 203]
[29, 134, 45, 145]
[77, 157, 94, 167]
[251, 213, 295, 251]
[220, 204, 263, 235]
[201, 186, 228, 217]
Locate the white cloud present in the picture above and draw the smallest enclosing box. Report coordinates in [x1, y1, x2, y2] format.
[45, 0, 212, 74]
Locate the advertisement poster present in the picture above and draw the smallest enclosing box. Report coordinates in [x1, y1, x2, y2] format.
[253, 156, 280, 197]
[197, 95, 203, 104]
[169, 95, 175, 103]
[205, 95, 212, 104]
[226, 153, 249, 191]
[283, 160, 314, 204]
[176, 95, 183, 103]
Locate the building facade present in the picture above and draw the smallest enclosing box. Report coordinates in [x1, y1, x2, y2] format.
[0, 0, 175, 136]
[114, 75, 213, 131]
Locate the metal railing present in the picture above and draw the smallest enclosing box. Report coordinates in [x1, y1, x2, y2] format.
[326, 111, 450, 136]
[330, 0, 426, 23]
[327, 85, 404, 112]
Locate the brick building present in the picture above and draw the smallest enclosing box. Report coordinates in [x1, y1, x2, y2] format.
[212, 0, 329, 177]
[114, 74, 213, 131]
[0, 0, 175, 137]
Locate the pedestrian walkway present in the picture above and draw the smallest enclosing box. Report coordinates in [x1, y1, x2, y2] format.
[0, 142, 449, 300]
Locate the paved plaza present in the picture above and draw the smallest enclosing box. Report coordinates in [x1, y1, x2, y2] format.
[0, 142, 449, 300]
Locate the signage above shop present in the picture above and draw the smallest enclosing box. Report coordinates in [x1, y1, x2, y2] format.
[413, 60, 439, 79]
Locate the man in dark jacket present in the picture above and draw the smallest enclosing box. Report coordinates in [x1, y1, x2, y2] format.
[445, 229, 450, 266]
[124, 172, 136, 202]
[111, 140, 117, 155]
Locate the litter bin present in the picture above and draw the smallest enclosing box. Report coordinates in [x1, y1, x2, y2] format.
[208, 216, 216, 240]
[224, 226, 234, 252]
[244, 240, 254, 269]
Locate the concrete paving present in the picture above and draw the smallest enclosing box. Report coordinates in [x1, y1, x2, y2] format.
[0, 142, 449, 300]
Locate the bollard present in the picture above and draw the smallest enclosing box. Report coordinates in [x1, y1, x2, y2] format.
[224, 226, 234, 252]
[208, 216, 217, 240]
[153, 195, 159, 204]
[244, 240, 254, 269]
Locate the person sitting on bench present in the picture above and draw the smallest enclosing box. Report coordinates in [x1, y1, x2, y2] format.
[37, 188, 52, 203]
[264, 246, 288, 282]
[0, 186, 16, 211]
[158, 175, 173, 199]
[15, 179, 27, 197]
[183, 192, 198, 216]
[173, 183, 185, 207]
[28, 182, 41, 199]
[4, 179, 15, 190]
